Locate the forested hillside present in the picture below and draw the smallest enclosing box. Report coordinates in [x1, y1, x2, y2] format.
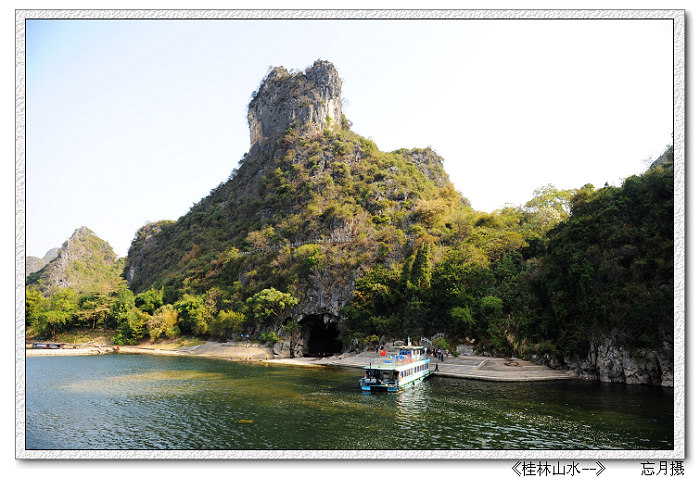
[25, 61, 674, 385]
[26, 227, 126, 337]
[343, 149, 673, 358]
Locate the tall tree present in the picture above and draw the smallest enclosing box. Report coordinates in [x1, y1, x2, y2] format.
[246, 288, 298, 329]
[410, 243, 432, 291]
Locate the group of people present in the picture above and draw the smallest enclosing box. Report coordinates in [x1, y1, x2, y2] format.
[428, 348, 447, 361]
[374, 344, 448, 361]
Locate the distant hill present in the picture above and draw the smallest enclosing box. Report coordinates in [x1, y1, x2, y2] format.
[26, 248, 61, 277]
[26, 257, 45, 277]
[27, 227, 124, 297]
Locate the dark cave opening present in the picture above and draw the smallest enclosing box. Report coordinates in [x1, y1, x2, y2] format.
[301, 314, 343, 356]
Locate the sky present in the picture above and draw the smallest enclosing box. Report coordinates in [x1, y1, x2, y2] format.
[24, 17, 673, 258]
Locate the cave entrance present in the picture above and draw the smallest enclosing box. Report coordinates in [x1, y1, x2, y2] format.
[300, 314, 343, 357]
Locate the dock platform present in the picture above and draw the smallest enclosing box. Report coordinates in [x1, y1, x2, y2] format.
[274, 351, 571, 382]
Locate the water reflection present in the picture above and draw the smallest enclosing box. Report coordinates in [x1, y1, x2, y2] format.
[26, 355, 673, 450]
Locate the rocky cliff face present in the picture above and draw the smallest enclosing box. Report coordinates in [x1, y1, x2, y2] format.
[26, 248, 60, 277]
[27, 226, 122, 296]
[536, 331, 673, 387]
[26, 256, 46, 277]
[649, 144, 673, 170]
[248, 60, 343, 156]
[124, 220, 174, 291]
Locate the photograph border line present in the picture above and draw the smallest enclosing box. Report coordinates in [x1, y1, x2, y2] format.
[15, 8, 685, 460]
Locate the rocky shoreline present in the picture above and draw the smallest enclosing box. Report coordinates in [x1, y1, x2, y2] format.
[26, 338, 672, 386]
[26, 341, 571, 382]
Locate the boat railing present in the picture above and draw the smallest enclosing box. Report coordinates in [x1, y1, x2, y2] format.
[384, 353, 425, 365]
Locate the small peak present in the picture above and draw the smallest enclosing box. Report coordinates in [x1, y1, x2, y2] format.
[42, 247, 60, 263]
[266, 66, 291, 82]
[248, 60, 343, 155]
[71, 226, 94, 238]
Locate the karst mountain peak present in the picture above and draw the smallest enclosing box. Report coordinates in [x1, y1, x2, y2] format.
[247, 60, 344, 157]
[124, 58, 459, 320]
[27, 58, 674, 387]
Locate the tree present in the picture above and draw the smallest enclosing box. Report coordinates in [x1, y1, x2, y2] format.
[107, 288, 136, 329]
[468, 228, 527, 265]
[147, 304, 179, 341]
[481, 295, 503, 318]
[113, 309, 147, 345]
[246, 227, 275, 250]
[480, 295, 512, 355]
[528, 161, 673, 354]
[31, 289, 78, 338]
[246, 288, 298, 328]
[283, 319, 302, 351]
[410, 243, 432, 291]
[209, 310, 246, 340]
[25, 286, 46, 327]
[399, 254, 414, 290]
[76, 293, 112, 329]
[524, 184, 575, 216]
[135, 287, 164, 314]
[174, 294, 209, 336]
[449, 305, 475, 337]
[108, 288, 147, 345]
[433, 336, 449, 351]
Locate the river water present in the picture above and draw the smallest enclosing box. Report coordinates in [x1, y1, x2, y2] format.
[25, 354, 673, 450]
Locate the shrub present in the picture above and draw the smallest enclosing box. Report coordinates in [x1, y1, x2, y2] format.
[260, 330, 280, 344]
[433, 337, 448, 350]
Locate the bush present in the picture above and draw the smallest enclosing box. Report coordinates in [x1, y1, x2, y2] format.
[165, 325, 181, 339]
[433, 337, 448, 350]
[210, 310, 246, 340]
[260, 330, 280, 344]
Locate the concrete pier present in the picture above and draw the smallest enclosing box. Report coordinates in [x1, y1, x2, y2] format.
[274, 351, 572, 382]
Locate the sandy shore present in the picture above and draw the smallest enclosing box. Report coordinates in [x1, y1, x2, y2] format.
[25, 341, 273, 360]
[26, 346, 115, 356]
[25, 341, 571, 382]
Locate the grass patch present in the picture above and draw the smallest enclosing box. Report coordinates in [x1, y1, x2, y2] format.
[34, 328, 116, 345]
[146, 337, 206, 349]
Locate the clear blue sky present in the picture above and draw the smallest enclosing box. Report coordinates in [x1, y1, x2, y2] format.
[25, 18, 673, 257]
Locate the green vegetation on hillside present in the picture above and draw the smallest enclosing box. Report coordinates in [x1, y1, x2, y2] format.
[342, 148, 673, 357]
[26, 117, 673, 364]
[27, 228, 124, 298]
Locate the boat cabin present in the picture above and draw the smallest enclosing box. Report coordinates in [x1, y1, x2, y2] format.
[363, 368, 397, 384]
[359, 344, 432, 392]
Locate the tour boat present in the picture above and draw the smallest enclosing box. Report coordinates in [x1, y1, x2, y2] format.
[358, 343, 433, 392]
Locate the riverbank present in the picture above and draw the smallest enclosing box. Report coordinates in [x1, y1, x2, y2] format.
[26, 340, 571, 382]
[274, 352, 572, 382]
[25, 340, 272, 360]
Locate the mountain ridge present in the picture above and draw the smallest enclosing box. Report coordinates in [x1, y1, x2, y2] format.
[27, 226, 123, 297]
[125, 61, 466, 306]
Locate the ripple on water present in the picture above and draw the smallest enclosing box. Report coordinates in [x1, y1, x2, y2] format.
[26, 355, 674, 450]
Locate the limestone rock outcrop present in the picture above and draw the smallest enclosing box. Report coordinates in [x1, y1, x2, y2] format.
[535, 330, 673, 387]
[26, 256, 46, 277]
[26, 248, 60, 277]
[248, 60, 343, 156]
[124, 220, 174, 291]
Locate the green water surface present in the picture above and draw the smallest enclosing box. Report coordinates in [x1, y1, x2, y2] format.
[25, 354, 673, 450]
